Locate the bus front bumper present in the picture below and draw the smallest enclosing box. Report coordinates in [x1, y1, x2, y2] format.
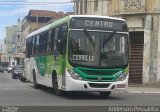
[64, 75, 128, 92]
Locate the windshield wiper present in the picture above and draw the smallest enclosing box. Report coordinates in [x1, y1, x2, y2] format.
[83, 29, 95, 52]
[103, 31, 116, 45]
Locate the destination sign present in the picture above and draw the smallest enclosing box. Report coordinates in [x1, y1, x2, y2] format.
[70, 17, 128, 32]
[83, 20, 113, 28]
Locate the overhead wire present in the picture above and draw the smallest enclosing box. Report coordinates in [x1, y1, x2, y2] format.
[0, 0, 109, 5]
[0, 1, 73, 5]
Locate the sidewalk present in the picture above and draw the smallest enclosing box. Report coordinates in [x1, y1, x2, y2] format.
[127, 84, 160, 93]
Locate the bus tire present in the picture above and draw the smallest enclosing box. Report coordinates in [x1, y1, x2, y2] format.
[33, 70, 39, 89]
[99, 91, 111, 97]
[52, 72, 63, 96]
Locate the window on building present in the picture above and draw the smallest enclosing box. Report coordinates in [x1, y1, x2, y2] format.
[17, 46, 21, 53]
[38, 17, 52, 23]
[17, 35, 20, 42]
[94, 0, 98, 11]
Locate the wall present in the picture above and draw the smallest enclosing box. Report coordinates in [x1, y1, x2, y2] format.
[110, 0, 160, 16]
[143, 15, 151, 83]
[94, 1, 108, 16]
[157, 15, 160, 82]
[110, 0, 160, 84]
[148, 15, 159, 83]
[146, 0, 160, 13]
[75, 0, 108, 16]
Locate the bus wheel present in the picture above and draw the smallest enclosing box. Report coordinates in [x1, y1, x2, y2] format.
[33, 71, 39, 89]
[99, 91, 111, 97]
[52, 74, 63, 96]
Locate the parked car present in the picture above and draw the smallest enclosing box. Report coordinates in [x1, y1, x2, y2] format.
[7, 65, 13, 73]
[11, 65, 23, 79]
[0, 65, 4, 73]
[0, 62, 9, 71]
[20, 68, 26, 82]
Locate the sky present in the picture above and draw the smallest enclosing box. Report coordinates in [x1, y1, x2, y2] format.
[0, 0, 74, 43]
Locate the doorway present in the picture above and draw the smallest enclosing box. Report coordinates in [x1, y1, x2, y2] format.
[129, 31, 144, 84]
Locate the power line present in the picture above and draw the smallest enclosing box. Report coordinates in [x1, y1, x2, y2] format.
[0, 0, 109, 5]
[73, 0, 109, 2]
[0, 4, 71, 6]
[0, 1, 73, 5]
[0, 1, 72, 3]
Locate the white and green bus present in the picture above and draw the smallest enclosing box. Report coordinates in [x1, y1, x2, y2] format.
[23, 15, 129, 97]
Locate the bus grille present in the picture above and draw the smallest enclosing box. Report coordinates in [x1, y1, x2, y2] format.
[88, 83, 110, 88]
[86, 77, 114, 82]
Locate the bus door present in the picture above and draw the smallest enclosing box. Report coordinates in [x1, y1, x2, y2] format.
[53, 26, 67, 88]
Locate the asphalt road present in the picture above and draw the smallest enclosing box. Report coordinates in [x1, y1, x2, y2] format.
[0, 72, 160, 112]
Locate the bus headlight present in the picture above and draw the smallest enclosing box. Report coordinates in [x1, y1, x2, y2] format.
[67, 69, 82, 80]
[116, 73, 127, 81]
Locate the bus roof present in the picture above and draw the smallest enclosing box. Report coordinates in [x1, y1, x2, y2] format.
[27, 15, 127, 38]
[69, 15, 126, 22]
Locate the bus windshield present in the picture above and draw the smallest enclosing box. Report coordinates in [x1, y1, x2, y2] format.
[69, 30, 129, 68]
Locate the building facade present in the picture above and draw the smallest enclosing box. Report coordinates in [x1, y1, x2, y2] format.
[4, 25, 19, 64]
[74, 0, 160, 84]
[4, 19, 24, 65]
[4, 10, 73, 65]
[11, 31, 25, 65]
[5, 25, 19, 54]
[21, 10, 68, 53]
[74, 0, 108, 15]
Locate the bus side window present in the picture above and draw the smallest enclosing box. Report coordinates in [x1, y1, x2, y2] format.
[44, 31, 48, 54]
[54, 24, 68, 55]
[42, 33, 45, 54]
[36, 35, 40, 54]
[39, 34, 42, 54]
[39, 33, 45, 54]
[54, 27, 60, 56]
[50, 29, 55, 53]
[26, 38, 31, 58]
[31, 36, 35, 56]
[60, 24, 68, 54]
[34, 36, 37, 55]
[47, 30, 52, 53]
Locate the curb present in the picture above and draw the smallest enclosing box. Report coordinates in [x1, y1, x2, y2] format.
[127, 91, 160, 93]
[127, 87, 160, 93]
